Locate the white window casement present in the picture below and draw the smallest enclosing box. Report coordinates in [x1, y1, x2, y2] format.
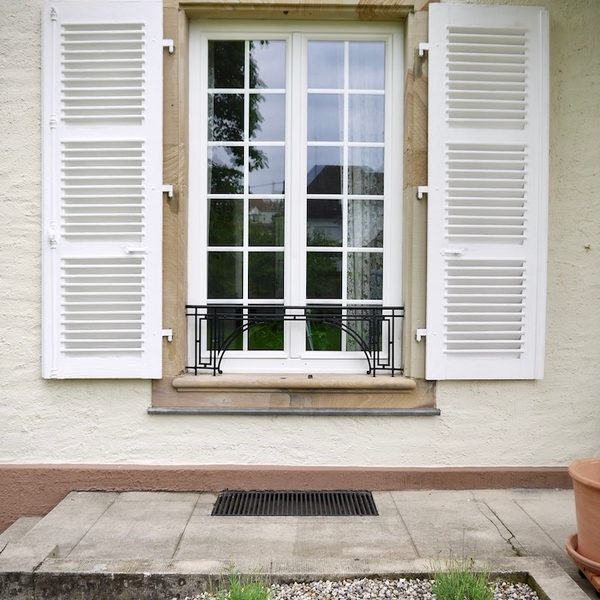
[188, 23, 403, 374]
[41, 1, 549, 382]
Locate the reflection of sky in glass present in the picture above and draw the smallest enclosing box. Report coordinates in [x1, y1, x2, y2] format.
[349, 95, 384, 142]
[349, 42, 385, 90]
[249, 146, 285, 194]
[250, 41, 286, 89]
[307, 146, 343, 194]
[250, 94, 285, 141]
[308, 41, 344, 89]
[308, 94, 343, 141]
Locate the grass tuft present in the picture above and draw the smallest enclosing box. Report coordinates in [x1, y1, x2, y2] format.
[216, 575, 270, 600]
[432, 558, 493, 600]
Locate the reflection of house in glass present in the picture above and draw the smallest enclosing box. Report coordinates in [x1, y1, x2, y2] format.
[307, 198, 342, 246]
[307, 163, 383, 196]
[307, 164, 342, 194]
[248, 198, 285, 246]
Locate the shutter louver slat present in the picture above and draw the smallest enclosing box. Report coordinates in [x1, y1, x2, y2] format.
[42, 0, 162, 379]
[426, 4, 548, 380]
[61, 23, 145, 122]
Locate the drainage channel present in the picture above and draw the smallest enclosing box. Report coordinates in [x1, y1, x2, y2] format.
[211, 490, 378, 516]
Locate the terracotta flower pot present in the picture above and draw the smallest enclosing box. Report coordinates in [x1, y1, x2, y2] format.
[569, 458, 600, 564]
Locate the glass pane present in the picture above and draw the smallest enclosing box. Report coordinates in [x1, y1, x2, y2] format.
[207, 306, 243, 351]
[348, 200, 383, 248]
[248, 307, 284, 350]
[250, 40, 286, 89]
[208, 93, 244, 142]
[307, 199, 342, 247]
[250, 93, 285, 142]
[306, 307, 341, 351]
[208, 146, 244, 194]
[248, 252, 284, 299]
[207, 252, 243, 299]
[306, 252, 342, 299]
[347, 252, 383, 300]
[307, 94, 343, 142]
[307, 146, 342, 194]
[349, 95, 384, 142]
[349, 42, 385, 90]
[208, 41, 244, 89]
[249, 198, 285, 246]
[348, 147, 384, 196]
[208, 199, 243, 246]
[249, 146, 285, 194]
[308, 41, 344, 89]
[346, 307, 382, 351]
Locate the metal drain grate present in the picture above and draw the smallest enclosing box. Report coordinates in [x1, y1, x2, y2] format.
[211, 490, 378, 516]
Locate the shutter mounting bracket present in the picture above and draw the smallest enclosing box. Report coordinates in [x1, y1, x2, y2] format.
[415, 329, 427, 342]
[417, 186, 428, 200]
[163, 39, 175, 54]
[418, 42, 430, 57]
[162, 184, 174, 199]
[162, 329, 173, 343]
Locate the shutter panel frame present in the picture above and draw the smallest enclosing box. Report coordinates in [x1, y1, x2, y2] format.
[425, 3, 549, 380]
[42, 0, 163, 379]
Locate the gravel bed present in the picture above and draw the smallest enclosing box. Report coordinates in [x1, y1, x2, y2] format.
[181, 577, 540, 600]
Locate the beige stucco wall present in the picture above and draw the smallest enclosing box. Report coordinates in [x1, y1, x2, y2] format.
[0, 0, 598, 467]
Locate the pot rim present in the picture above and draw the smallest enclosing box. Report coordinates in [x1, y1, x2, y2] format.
[569, 458, 600, 489]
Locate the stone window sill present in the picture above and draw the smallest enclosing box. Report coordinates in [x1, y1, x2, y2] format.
[150, 374, 438, 416]
[171, 373, 417, 392]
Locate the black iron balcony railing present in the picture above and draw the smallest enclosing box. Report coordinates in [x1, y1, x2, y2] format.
[185, 304, 404, 377]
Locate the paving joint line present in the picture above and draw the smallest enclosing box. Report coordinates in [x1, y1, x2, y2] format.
[171, 494, 202, 560]
[513, 500, 564, 553]
[390, 494, 420, 558]
[63, 492, 119, 560]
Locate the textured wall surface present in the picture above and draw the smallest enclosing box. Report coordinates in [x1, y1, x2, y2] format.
[0, 0, 598, 467]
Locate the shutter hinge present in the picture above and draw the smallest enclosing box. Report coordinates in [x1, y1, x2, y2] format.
[162, 329, 173, 343]
[47, 228, 57, 249]
[417, 186, 428, 200]
[418, 42, 430, 57]
[415, 328, 427, 342]
[163, 39, 175, 54]
[162, 184, 174, 199]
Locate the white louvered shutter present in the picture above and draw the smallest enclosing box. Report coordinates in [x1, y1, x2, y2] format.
[42, 0, 162, 378]
[426, 4, 549, 380]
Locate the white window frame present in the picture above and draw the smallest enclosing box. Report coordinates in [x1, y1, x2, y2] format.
[188, 20, 403, 374]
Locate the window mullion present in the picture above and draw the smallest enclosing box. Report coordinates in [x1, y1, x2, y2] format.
[288, 32, 305, 359]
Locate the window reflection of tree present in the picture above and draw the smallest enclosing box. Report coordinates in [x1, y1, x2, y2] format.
[208, 41, 270, 193]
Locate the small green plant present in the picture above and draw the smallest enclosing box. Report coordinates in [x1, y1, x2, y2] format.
[216, 575, 270, 600]
[432, 558, 493, 600]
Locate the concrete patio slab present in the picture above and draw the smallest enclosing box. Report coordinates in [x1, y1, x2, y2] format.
[0, 517, 41, 550]
[11, 492, 116, 558]
[0, 489, 597, 599]
[390, 490, 516, 559]
[66, 493, 199, 560]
